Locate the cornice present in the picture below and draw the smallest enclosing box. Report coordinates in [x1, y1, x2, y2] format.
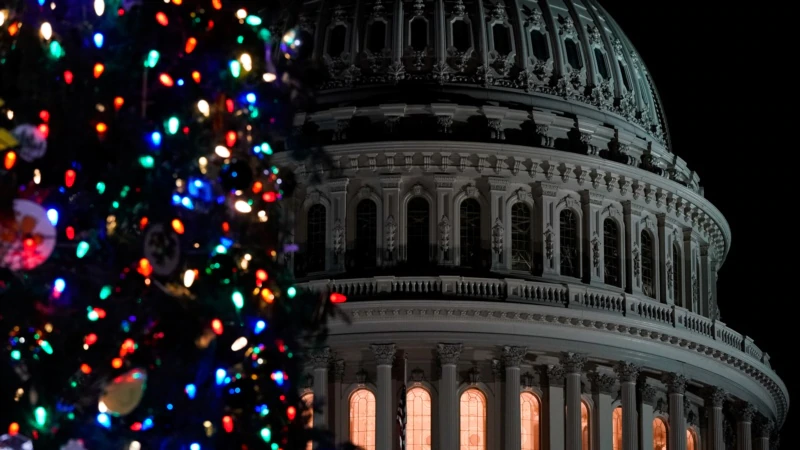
[327, 299, 788, 425]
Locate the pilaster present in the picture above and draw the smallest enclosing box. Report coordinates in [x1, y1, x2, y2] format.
[370, 344, 397, 450]
[700, 244, 715, 318]
[309, 347, 332, 428]
[622, 201, 643, 295]
[582, 190, 606, 285]
[437, 343, 463, 450]
[434, 175, 455, 265]
[489, 178, 509, 271]
[329, 178, 350, 271]
[681, 229, 697, 312]
[380, 175, 402, 264]
[534, 182, 560, 276]
[589, 371, 616, 450]
[665, 373, 687, 450]
[543, 364, 566, 450]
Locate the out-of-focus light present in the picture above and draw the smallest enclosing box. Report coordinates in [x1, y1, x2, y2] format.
[183, 269, 196, 287]
[47, 209, 59, 226]
[40, 22, 53, 40]
[197, 100, 210, 117]
[97, 413, 111, 428]
[94, 32, 104, 48]
[231, 337, 248, 351]
[94, 0, 105, 16]
[234, 200, 252, 213]
[185, 384, 196, 399]
[215, 146, 231, 158]
[254, 320, 266, 334]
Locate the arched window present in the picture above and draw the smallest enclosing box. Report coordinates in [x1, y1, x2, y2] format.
[672, 243, 682, 306]
[511, 203, 532, 271]
[460, 199, 481, 267]
[530, 30, 549, 60]
[460, 388, 486, 450]
[302, 393, 314, 450]
[687, 429, 696, 450]
[581, 401, 590, 450]
[520, 392, 540, 450]
[560, 209, 579, 278]
[565, 39, 582, 69]
[407, 387, 432, 450]
[653, 417, 667, 450]
[612, 407, 622, 450]
[594, 48, 609, 79]
[349, 389, 376, 450]
[407, 197, 430, 264]
[603, 219, 621, 287]
[355, 200, 377, 268]
[307, 204, 327, 272]
[641, 231, 655, 298]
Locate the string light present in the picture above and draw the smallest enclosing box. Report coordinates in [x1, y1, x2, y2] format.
[94, 63, 105, 78]
[94, 32, 104, 48]
[197, 100, 210, 117]
[185, 37, 197, 54]
[215, 146, 231, 158]
[155, 12, 169, 26]
[40, 22, 53, 40]
[94, 0, 105, 16]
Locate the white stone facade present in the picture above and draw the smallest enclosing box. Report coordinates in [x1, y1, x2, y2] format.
[280, 0, 787, 448]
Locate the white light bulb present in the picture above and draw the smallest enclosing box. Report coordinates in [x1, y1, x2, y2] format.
[94, 0, 105, 16]
[129, 442, 142, 450]
[183, 270, 196, 288]
[231, 337, 248, 351]
[0, 11, 6, 27]
[98, 401, 108, 413]
[214, 146, 231, 158]
[6, 110, 13, 120]
[239, 53, 252, 72]
[33, 169, 41, 185]
[40, 22, 53, 40]
[197, 100, 210, 117]
[263, 72, 277, 83]
[236, 9, 247, 19]
[234, 200, 252, 213]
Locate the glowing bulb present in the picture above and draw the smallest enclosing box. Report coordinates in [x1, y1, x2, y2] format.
[40, 22, 53, 40]
[47, 209, 59, 226]
[171, 218, 185, 234]
[234, 200, 252, 213]
[245, 15, 262, 26]
[229, 60, 241, 78]
[93, 32, 104, 48]
[263, 72, 277, 83]
[35, 407, 47, 427]
[166, 116, 180, 135]
[76, 241, 90, 258]
[236, 9, 247, 19]
[159, 73, 174, 87]
[260, 428, 271, 442]
[216, 368, 226, 385]
[184, 384, 196, 399]
[215, 146, 231, 158]
[94, 0, 105, 16]
[287, 287, 297, 298]
[197, 100, 210, 117]
[232, 291, 244, 309]
[150, 131, 162, 147]
[192, 71, 202, 83]
[183, 269, 196, 287]
[231, 337, 248, 351]
[239, 53, 252, 72]
[97, 412, 111, 428]
[185, 37, 197, 54]
[98, 401, 108, 413]
[93, 63, 105, 78]
[139, 155, 155, 168]
[33, 168, 41, 184]
[155, 12, 168, 26]
[145, 50, 160, 68]
[254, 320, 266, 334]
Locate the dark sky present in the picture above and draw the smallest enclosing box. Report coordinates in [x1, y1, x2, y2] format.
[599, 0, 794, 443]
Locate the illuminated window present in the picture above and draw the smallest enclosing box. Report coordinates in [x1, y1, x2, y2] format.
[460, 388, 486, 450]
[302, 393, 314, 450]
[511, 203, 533, 271]
[603, 219, 621, 287]
[520, 392, 541, 450]
[307, 204, 326, 272]
[672, 243, 682, 306]
[460, 199, 481, 267]
[350, 389, 376, 450]
[407, 387, 432, 450]
[355, 200, 377, 268]
[560, 209, 579, 278]
[653, 417, 667, 450]
[687, 429, 696, 450]
[407, 197, 430, 264]
[612, 407, 622, 450]
[581, 401, 590, 450]
[641, 231, 655, 298]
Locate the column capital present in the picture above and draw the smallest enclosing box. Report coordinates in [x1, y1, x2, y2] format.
[704, 387, 727, 408]
[560, 352, 588, 373]
[309, 347, 333, 369]
[502, 346, 528, 368]
[370, 344, 397, 366]
[735, 402, 757, 423]
[333, 359, 345, 381]
[753, 415, 774, 438]
[437, 343, 463, 365]
[663, 372, 687, 394]
[614, 361, 641, 383]
[588, 371, 617, 395]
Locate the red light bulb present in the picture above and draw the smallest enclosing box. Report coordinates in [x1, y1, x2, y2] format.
[222, 415, 234, 433]
[225, 131, 236, 147]
[64, 70, 74, 84]
[65, 169, 77, 188]
[155, 12, 169, 26]
[330, 292, 347, 304]
[211, 319, 224, 335]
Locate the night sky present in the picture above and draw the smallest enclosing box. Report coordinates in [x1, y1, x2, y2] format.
[600, 0, 793, 443]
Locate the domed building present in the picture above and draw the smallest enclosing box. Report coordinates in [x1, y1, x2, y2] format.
[276, 0, 788, 449]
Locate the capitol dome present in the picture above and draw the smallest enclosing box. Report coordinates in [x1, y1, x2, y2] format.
[277, 0, 787, 449]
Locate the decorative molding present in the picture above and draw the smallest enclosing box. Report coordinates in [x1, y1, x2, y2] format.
[439, 215, 451, 254]
[706, 387, 727, 408]
[492, 218, 504, 255]
[664, 373, 687, 395]
[614, 361, 641, 383]
[309, 347, 333, 369]
[560, 352, 587, 373]
[638, 382, 658, 406]
[502, 346, 528, 367]
[411, 367, 425, 383]
[545, 364, 566, 387]
[385, 215, 397, 253]
[370, 343, 397, 365]
[467, 366, 481, 384]
[333, 359, 345, 382]
[735, 402, 757, 422]
[437, 343, 463, 365]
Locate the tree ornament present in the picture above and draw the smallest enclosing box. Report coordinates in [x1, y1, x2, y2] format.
[11, 125, 47, 162]
[0, 200, 57, 271]
[143, 224, 181, 276]
[99, 368, 147, 416]
[219, 159, 253, 192]
[0, 433, 33, 450]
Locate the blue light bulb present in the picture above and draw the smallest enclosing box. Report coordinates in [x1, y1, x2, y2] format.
[185, 383, 196, 399]
[97, 413, 111, 428]
[245, 93, 256, 104]
[254, 320, 266, 334]
[54, 278, 66, 293]
[93, 33, 104, 48]
[216, 368, 226, 386]
[150, 131, 162, 147]
[47, 208, 59, 226]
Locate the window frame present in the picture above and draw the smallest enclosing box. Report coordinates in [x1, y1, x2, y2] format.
[640, 229, 656, 298]
[459, 387, 488, 450]
[348, 387, 377, 450]
[603, 218, 622, 288]
[559, 208, 581, 278]
[406, 386, 433, 450]
[520, 391, 542, 450]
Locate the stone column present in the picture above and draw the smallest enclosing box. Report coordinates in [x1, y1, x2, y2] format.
[753, 415, 773, 450]
[562, 352, 588, 450]
[581, 190, 606, 285]
[735, 403, 756, 450]
[332, 360, 345, 445]
[534, 182, 561, 276]
[434, 176, 455, 265]
[615, 362, 640, 450]
[706, 387, 727, 450]
[665, 373, 687, 450]
[637, 381, 657, 450]
[310, 347, 332, 428]
[371, 344, 396, 450]
[544, 365, 566, 450]
[489, 177, 508, 271]
[329, 178, 350, 271]
[438, 343, 463, 450]
[589, 372, 616, 450]
[503, 346, 527, 450]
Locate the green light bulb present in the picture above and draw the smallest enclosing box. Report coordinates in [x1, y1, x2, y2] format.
[232, 291, 244, 310]
[99, 285, 112, 300]
[246, 15, 262, 26]
[260, 427, 271, 442]
[35, 406, 47, 427]
[10, 350, 21, 360]
[145, 50, 160, 68]
[96, 181, 106, 194]
[76, 241, 90, 258]
[287, 286, 297, 298]
[49, 41, 64, 59]
[166, 116, 179, 135]
[39, 340, 53, 355]
[139, 155, 155, 169]
[229, 60, 241, 78]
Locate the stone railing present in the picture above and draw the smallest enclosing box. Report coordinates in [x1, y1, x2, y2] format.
[297, 275, 771, 370]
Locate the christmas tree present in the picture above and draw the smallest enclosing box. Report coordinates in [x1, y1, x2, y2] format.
[0, 0, 335, 449]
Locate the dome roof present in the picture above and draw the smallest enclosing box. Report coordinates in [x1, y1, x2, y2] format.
[298, 0, 670, 150]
